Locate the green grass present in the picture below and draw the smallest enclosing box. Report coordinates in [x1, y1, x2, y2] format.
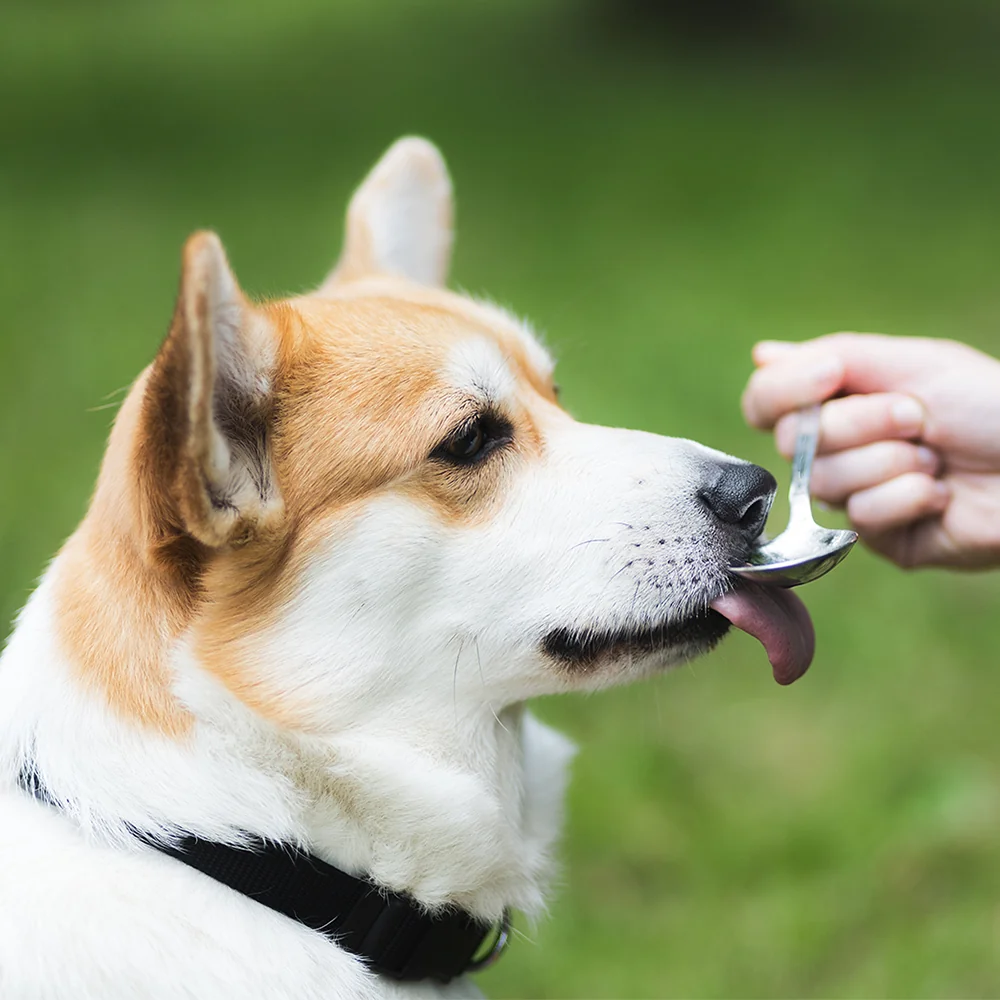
[3, 1, 1000, 995]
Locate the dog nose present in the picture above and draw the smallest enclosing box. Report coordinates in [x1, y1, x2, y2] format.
[698, 462, 776, 540]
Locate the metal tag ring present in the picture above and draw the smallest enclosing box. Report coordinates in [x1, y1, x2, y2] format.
[466, 908, 511, 973]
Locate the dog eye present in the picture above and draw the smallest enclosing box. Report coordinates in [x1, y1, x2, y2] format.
[447, 422, 485, 460]
[433, 414, 512, 466]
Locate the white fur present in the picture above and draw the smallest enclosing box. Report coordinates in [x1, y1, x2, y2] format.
[445, 336, 519, 406]
[0, 336, 746, 999]
[0, 573, 574, 998]
[0, 138, 764, 998]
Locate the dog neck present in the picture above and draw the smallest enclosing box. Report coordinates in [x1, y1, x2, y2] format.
[0, 378, 573, 923]
[0, 548, 573, 925]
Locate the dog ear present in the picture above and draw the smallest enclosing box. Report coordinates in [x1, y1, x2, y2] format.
[321, 136, 454, 290]
[139, 232, 282, 549]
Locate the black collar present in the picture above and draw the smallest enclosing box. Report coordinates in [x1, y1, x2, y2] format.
[19, 768, 509, 983]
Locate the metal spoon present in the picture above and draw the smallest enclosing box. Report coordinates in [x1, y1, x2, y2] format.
[729, 403, 857, 588]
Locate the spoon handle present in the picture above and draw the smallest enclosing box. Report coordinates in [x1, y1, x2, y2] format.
[788, 403, 821, 520]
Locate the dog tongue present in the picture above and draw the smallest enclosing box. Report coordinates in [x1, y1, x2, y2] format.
[710, 584, 815, 685]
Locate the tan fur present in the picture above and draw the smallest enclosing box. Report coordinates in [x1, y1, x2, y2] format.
[194, 291, 555, 727]
[54, 375, 197, 737]
[52, 251, 558, 734]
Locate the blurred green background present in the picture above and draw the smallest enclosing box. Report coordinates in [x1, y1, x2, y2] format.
[4, 0, 1000, 996]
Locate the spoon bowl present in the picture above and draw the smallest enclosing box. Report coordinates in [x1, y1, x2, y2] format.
[730, 404, 857, 588]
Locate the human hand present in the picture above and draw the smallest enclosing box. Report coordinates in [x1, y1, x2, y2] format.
[741, 333, 1000, 570]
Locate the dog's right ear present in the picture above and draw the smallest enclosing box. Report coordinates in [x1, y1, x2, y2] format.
[139, 232, 282, 551]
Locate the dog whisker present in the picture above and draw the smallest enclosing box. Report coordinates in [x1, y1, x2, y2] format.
[85, 384, 133, 414]
[568, 537, 611, 550]
[85, 401, 126, 413]
[508, 924, 536, 946]
[597, 559, 635, 600]
[626, 580, 641, 672]
[329, 601, 368, 646]
[473, 637, 508, 734]
[452, 636, 465, 728]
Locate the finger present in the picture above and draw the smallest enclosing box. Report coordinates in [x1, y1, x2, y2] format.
[808, 441, 940, 506]
[752, 340, 800, 365]
[845, 472, 950, 534]
[754, 332, 963, 395]
[855, 518, 957, 570]
[773, 393, 927, 458]
[741, 350, 845, 429]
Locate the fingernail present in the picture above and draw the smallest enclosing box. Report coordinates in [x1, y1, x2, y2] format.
[891, 397, 924, 433]
[933, 479, 951, 504]
[755, 340, 796, 354]
[753, 340, 799, 365]
[916, 445, 938, 471]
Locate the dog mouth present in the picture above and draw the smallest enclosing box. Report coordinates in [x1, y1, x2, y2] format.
[542, 609, 731, 672]
[543, 581, 816, 684]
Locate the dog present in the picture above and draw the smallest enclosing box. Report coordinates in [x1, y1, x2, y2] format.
[0, 137, 814, 999]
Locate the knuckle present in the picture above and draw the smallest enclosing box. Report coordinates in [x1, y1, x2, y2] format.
[880, 440, 922, 474]
[933, 336, 970, 356]
[822, 331, 864, 354]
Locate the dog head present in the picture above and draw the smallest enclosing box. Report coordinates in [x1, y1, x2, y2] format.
[63, 138, 814, 738]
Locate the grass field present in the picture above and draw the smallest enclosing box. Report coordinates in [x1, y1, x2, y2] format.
[3, 1, 1000, 995]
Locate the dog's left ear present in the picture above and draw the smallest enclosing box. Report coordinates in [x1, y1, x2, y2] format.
[139, 232, 282, 550]
[321, 136, 454, 291]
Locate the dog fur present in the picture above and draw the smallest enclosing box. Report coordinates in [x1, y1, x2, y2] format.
[0, 138, 770, 999]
